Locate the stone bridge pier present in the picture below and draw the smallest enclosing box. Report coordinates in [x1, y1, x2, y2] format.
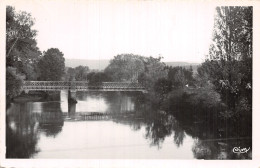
[68, 100, 76, 114]
[68, 89, 77, 104]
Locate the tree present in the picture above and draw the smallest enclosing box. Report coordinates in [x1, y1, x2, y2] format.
[38, 48, 65, 81]
[6, 6, 41, 102]
[6, 6, 41, 80]
[105, 54, 168, 91]
[87, 72, 111, 86]
[74, 66, 89, 81]
[6, 67, 24, 101]
[104, 54, 145, 82]
[65, 66, 89, 81]
[208, 6, 252, 61]
[65, 67, 75, 81]
[154, 78, 172, 98]
[203, 6, 252, 111]
[138, 56, 168, 91]
[198, 59, 251, 111]
[167, 66, 194, 88]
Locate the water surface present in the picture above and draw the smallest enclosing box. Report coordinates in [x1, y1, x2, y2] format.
[6, 91, 251, 159]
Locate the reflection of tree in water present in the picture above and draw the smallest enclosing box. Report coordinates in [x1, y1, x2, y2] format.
[6, 101, 65, 158]
[143, 110, 185, 148]
[104, 92, 141, 114]
[173, 122, 186, 147]
[38, 122, 63, 137]
[102, 92, 121, 114]
[6, 103, 39, 158]
[76, 91, 104, 101]
[109, 93, 187, 148]
[105, 92, 147, 132]
[38, 112, 64, 137]
[38, 102, 64, 137]
[6, 118, 39, 158]
[110, 92, 251, 159]
[192, 139, 218, 159]
[145, 112, 173, 148]
[192, 138, 252, 159]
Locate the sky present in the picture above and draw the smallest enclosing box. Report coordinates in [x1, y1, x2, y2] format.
[6, 0, 216, 63]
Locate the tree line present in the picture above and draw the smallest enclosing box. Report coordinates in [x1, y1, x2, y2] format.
[7, 5, 252, 124]
[6, 6, 66, 101]
[97, 6, 252, 134]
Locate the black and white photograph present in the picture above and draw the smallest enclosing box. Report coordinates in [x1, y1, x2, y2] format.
[1, 0, 259, 167]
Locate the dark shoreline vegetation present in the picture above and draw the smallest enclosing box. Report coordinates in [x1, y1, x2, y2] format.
[6, 6, 252, 159]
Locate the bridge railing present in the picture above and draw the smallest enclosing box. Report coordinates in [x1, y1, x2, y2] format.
[22, 81, 146, 90]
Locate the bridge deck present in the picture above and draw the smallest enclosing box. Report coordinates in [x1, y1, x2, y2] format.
[22, 81, 146, 92]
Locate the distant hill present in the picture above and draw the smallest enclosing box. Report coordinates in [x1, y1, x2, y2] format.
[164, 62, 200, 67]
[65, 59, 201, 72]
[65, 59, 110, 70]
[164, 62, 200, 74]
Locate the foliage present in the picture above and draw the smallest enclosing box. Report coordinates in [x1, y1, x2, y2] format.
[209, 6, 252, 61]
[167, 66, 194, 88]
[87, 72, 111, 85]
[138, 56, 168, 91]
[104, 54, 145, 82]
[202, 6, 252, 112]
[65, 66, 90, 81]
[105, 54, 168, 92]
[6, 6, 41, 80]
[6, 67, 24, 101]
[198, 59, 251, 111]
[38, 48, 65, 81]
[74, 66, 89, 81]
[65, 67, 75, 81]
[153, 78, 172, 97]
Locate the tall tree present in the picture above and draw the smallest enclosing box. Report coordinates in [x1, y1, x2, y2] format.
[202, 6, 252, 111]
[38, 48, 65, 81]
[6, 6, 41, 101]
[6, 6, 41, 80]
[208, 6, 252, 61]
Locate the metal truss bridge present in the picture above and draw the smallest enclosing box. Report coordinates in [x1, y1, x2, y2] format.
[22, 81, 147, 92]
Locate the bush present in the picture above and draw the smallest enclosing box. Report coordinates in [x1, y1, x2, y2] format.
[87, 72, 111, 86]
[6, 67, 24, 101]
[154, 78, 172, 96]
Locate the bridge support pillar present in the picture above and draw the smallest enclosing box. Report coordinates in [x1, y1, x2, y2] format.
[68, 90, 77, 104]
[68, 102, 76, 115]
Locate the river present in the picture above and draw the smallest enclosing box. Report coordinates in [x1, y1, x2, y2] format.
[6, 91, 252, 159]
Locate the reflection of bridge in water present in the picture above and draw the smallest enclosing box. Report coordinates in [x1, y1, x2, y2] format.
[31, 112, 139, 122]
